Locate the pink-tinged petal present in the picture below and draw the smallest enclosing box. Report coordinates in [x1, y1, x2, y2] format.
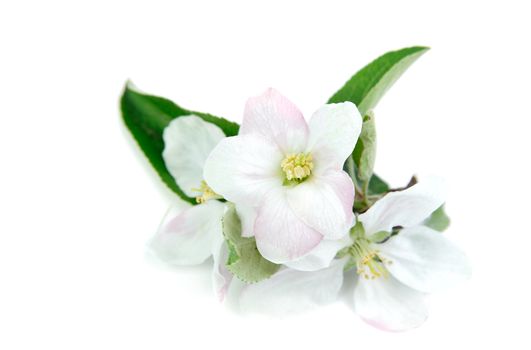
[240, 88, 309, 153]
[307, 102, 362, 171]
[359, 176, 446, 235]
[254, 188, 323, 264]
[354, 274, 428, 332]
[285, 236, 351, 271]
[378, 226, 471, 293]
[148, 200, 226, 265]
[211, 235, 233, 302]
[239, 259, 346, 315]
[234, 204, 257, 237]
[163, 116, 225, 197]
[203, 134, 283, 206]
[287, 170, 355, 239]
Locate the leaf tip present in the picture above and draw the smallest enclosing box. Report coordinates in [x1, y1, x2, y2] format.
[124, 79, 141, 93]
[411, 46, 430, 54]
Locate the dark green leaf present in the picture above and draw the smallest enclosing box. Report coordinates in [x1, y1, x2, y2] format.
[424, 205, 451, 232]
[328, 46, 429, 116]
[368, 173, 390, 195]
[332, 47, 428, 199]
[120, 82, 239, 203]
[222, 205, 280, 283]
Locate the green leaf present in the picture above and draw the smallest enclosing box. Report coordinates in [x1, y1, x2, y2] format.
[332, 47, 428, 200]
[368, 173, 390, 195]
[120, 82, 239, 204]
[369, 230, 392, 243]
[222, 205, 280, 283]
[424, 205, 451, 232]
[328, 46, 429, 116]
[352, 112, 377, 185]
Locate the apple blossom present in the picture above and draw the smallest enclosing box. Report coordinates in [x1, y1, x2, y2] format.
[149, 116, 232, 299]
[121, 46, 468, 329]
[203, 88, 362, 264]
[240, 178, 470, 330]
[343, 177, 470, 331]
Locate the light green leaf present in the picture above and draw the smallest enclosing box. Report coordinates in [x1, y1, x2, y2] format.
[222, 205, 280, 283]
[120, 82, 239, 204]
[328, 46, 429, 116]
[370, 230, 392, 243]
[352, 112, 377, 185]
[347, 115, 380, 210]
[424, 205, 451, 232]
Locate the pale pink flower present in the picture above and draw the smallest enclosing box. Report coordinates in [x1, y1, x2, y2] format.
[204, 88, 362, 263]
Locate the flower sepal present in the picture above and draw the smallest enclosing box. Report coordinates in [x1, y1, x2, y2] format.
[222, 204, 280, 283]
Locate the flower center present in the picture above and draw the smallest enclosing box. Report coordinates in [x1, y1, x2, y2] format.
[192, 180, 221, 204]
[281, 153, 314, 182]
[339, 222, 393, 280]
[350, 238, 392, 280]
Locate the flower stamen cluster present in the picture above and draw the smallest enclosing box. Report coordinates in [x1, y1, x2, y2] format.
[281, 153, 314, 182]
[193, 180, 221, 204]
[351, 239, 392, 280]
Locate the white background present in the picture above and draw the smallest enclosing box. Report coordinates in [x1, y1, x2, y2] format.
[1, 0, 530, 348]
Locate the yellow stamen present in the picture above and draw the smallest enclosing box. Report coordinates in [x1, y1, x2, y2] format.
[192, 180, 221, 204]
[281, 153, 314, 182]
[350, 237, 392, 280]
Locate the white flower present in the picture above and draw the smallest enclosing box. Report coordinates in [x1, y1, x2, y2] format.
[149, 116, 234, 300]
[348, 177, 471, 330]
[203, 88, 362, 263]
[239, 178, 471, 330]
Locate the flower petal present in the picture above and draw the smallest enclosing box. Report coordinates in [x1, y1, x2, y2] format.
[307, 102, 362, 170]
[359, 176, 446, 235]
[149, 200, 226, 265]
[234, 204, 257, 237]
[378, 226, 471, 293]
[240, 88, 309, 153]
[163, 115, 225, 197]
[239, 259, 345, 315]
[287, 170, 354, 239]
[354, 274, 428, 332]
[211, 234, 233, 302]
[285, 236, 351, 271]
[203, 134, 283, 206]
[254, 188, 323, 264]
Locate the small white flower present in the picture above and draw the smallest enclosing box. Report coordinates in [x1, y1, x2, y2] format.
[203, 88, 362, 264]
[240, 177, 471, 330]
[342, 178, 470, 331]
[149, 116, 240, 300]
